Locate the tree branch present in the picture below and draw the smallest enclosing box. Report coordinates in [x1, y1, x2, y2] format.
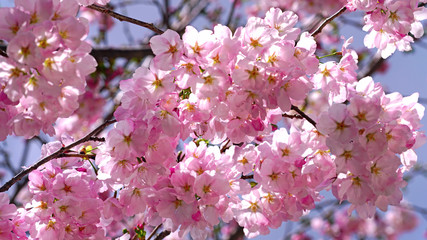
[163, 0, 171, 28]
[358, 52, 385, 79]
[282, 113, 304, 120]
[86, 4, 164, 35]
[0, 47, 7, 57]
[173, 0, 210, 32]
[58, 153, 96, 159]
[220, 139, 231, 153]
[147, 224, 163, 240]
[91, 46, 153, 60]
[0, 148, 16, 175]
[0, 45, 153, 61]
[0, 119, 116, 192]
[311, 6, 347, 37]
[154, 230, 171, 240]
[228, 226, 244, 240]
[225, 0, 238, 27]
[290, 105, 317, 128]
[241, 174, 254, 180]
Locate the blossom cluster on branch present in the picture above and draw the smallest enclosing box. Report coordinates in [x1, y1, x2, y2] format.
[0, 0, 97, 140]
[348, 0, 427, 58]
[0, 0, 426, 239]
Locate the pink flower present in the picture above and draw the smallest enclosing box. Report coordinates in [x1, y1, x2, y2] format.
[15, 0, 54, 25]
[51, 171, 91, 198]
[0, 7, 30, 41]
[151, 29, 184, 70]
[241, 16, 276, 56]
[264, 8, 300, 40]
[7, 31, 42, 67]
[233, 190, 269, 238]
[347, 96, 381, 128]
[132, 63, 175, 102]
[182, 26, 216, 64]
[156, 189, 197, 226]
[317, 104, 357, 142]
[0, 193, 17, 220]
[193, 172, 230, 205]
[106, 119, 149, 158]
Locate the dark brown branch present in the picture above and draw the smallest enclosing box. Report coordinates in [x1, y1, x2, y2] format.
[59, 153, 96, 159]
[31, 135, 48, 145]
[282, 113, 304, 120]
[147, 224, 163, 240]
[220, 139, 231, 153]
[311, 6, 347, 37]
[86, 4, 164, 35]
[0, 119, 116, 192]
[241, 174, 253, 180]
[0, 47, 7, 57]
[0, 45, 153, 61]
[154, 230, 171, 240]
[290, 105, 317, 128]
[91, 46, 153, 60]
[88, 136, 106, 142]
[228, 226, 244, 240]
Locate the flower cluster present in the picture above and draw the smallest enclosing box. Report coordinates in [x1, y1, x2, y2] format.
[24, 138, 105, 239]
[0, 192, 27, 239]
[313, 76, 425, 218]
[347, 0, 427, 58]
[148, 8, 319, 143]
[0, 0, 97, 140]
[91, 6, 424, 239]
[0, 1, 425, 239]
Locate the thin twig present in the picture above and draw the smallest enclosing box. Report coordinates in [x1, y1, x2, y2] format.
[357, 52, 385, 79]
[228, 226, 244, 240]
[59, 153, 96, 159]
[0, 47, 7, 57]
[118, 4, 136, 44]
[163, 0, 170, 28]
[290, 105, 317, 128]
[0, 148, 16, 175]
[154, 230, 171, 240]
[0, 119, 116, 192]
[31, 135, 48, 145]
[173, 0, 210, 32]
[88, 136, 106, 142]
[19, 140, 31, 168]
[147, 224, 163, 240]
[220, 139, 231, 153]
[225, 0, 238, 27]
[87, 4, 164, 34]
[282, 113, 304, 120]
[311, 6, 347, 37]
[241, 174, 254, 180]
